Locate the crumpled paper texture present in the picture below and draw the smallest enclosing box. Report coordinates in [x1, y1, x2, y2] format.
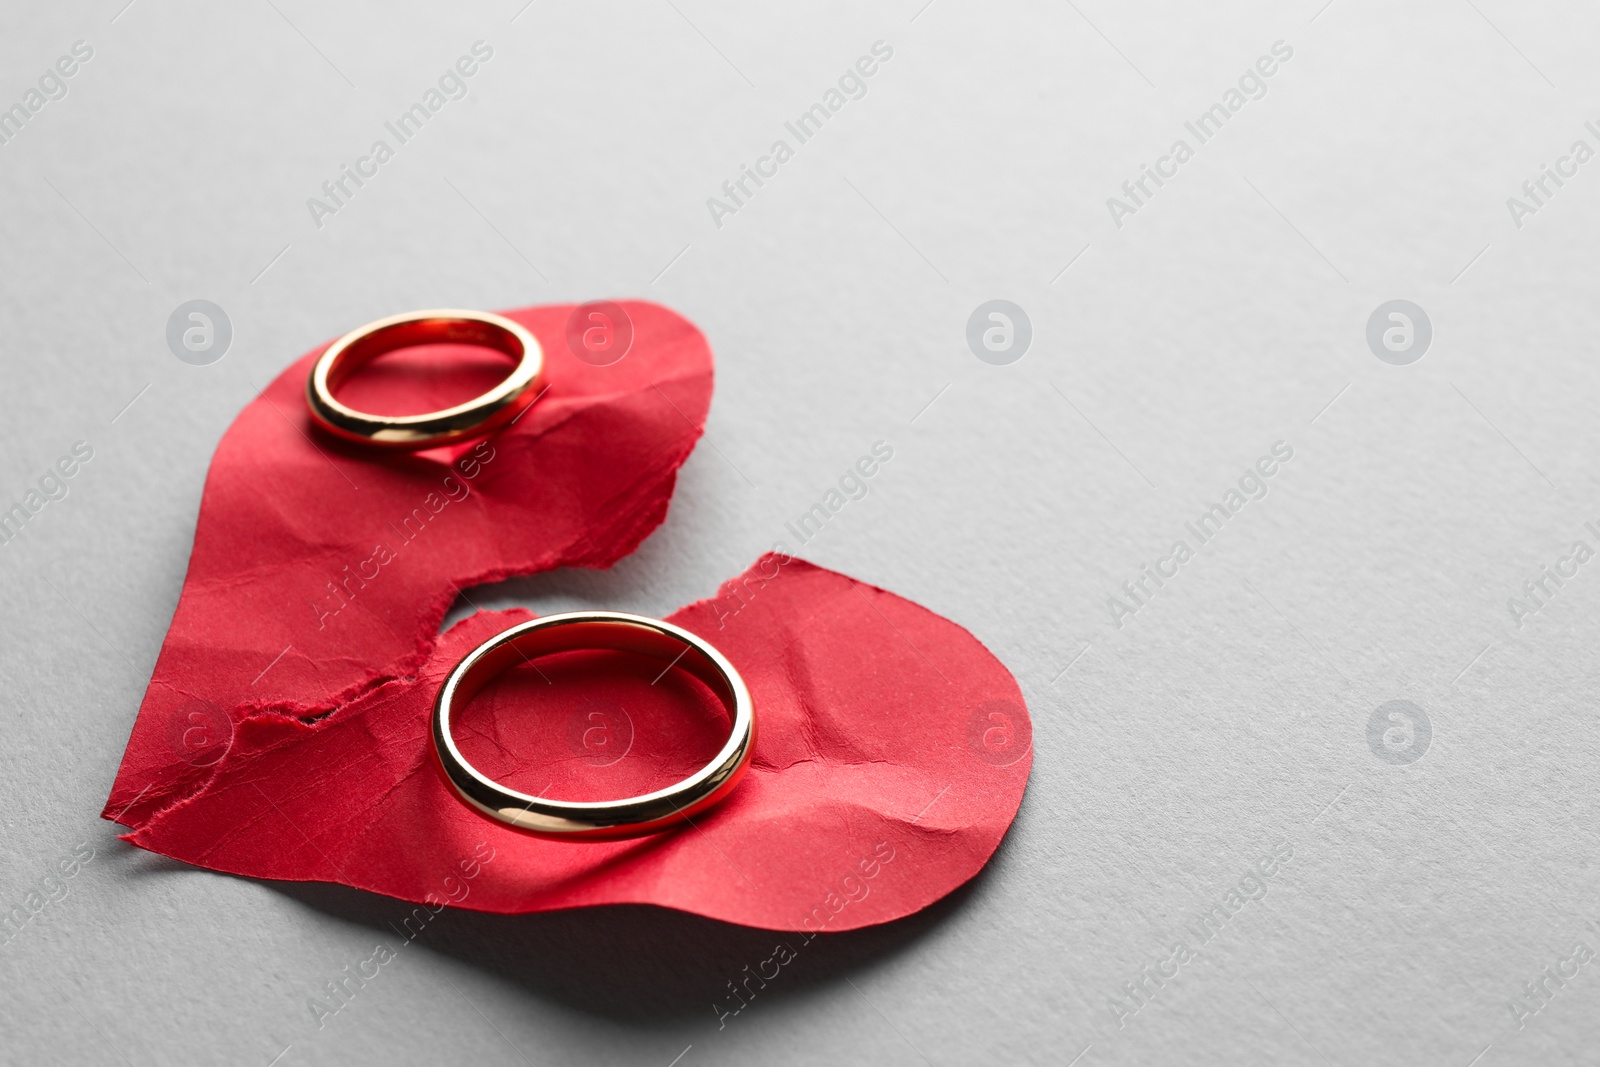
[121, 556, 1031, 931]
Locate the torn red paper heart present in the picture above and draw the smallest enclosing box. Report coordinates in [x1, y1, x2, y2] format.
[121, 556, 1031, 931]
[103, 300, 713, 829]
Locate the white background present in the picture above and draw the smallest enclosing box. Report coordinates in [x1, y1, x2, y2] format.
[2, 1, 1598, 1064]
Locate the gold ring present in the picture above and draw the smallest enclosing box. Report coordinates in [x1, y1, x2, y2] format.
[305, 308, 543, 449]
[432, 612, 756, 840]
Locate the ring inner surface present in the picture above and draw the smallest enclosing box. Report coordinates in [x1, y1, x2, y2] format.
[327, 316, 523, 395]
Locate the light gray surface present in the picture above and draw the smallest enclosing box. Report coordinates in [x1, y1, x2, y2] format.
[2, 1, 1597, 1064]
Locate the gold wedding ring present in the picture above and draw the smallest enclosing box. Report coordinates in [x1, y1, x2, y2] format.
[305, 309, 542, 449]
[432, 612, 756, 840]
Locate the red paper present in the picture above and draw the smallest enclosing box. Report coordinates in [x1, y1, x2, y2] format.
[103, 299, 1032, 931]
[121, 556, 1031, 931]
[103, 301, 713, 828]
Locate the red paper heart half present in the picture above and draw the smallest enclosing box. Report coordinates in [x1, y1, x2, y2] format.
[122, 556, 1032, 932]
[104, 301, 712, 829]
